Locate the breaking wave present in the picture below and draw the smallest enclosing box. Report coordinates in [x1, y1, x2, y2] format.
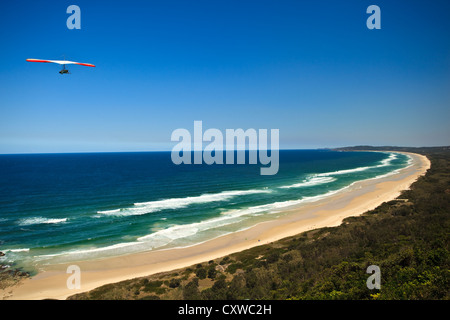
[17, 217, 67, 226]
[316, 153, 398, 177]
[279, 176, 336, 189]
[97, 189, 272, 217]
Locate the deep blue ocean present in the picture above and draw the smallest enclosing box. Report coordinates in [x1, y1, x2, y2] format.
[0, 150, 411, 272]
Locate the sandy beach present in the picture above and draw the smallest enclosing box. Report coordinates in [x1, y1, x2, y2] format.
[1, 151, 430, 300]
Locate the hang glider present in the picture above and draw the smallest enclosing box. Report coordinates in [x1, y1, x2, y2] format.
[26, 58, 96, 74]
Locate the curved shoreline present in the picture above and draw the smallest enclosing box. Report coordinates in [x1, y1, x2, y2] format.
[1, 151, 430, 300]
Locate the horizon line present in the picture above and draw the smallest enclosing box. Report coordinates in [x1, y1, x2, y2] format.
[1, 145, 449, 156]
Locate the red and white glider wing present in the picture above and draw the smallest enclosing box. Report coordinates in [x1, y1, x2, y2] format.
[26, 59, 95, 67]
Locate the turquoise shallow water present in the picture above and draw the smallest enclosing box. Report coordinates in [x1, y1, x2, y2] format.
[0, 150, 411, 272]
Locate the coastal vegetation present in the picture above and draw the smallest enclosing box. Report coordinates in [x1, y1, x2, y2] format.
[63, 147, 449, 300]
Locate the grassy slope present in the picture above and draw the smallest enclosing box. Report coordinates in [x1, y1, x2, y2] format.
[68, 147, 450, 300]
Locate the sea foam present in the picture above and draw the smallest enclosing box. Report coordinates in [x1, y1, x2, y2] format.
[279, 176, 336, 189]
[40, 187, 350, 260]
[1, 248, 30, 253]
[316, 152, 397, 177]
[17, 217, 67, 226]
[137, 187, 350, 247]
[98, 189, 272, 217]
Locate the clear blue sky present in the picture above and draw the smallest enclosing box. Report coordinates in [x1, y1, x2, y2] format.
[1, 0, 449, 153]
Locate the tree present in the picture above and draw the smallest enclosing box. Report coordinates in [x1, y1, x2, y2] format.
[183, 278, 200, 300]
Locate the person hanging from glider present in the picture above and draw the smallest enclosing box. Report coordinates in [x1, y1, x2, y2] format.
[26, 58, 95, 74]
